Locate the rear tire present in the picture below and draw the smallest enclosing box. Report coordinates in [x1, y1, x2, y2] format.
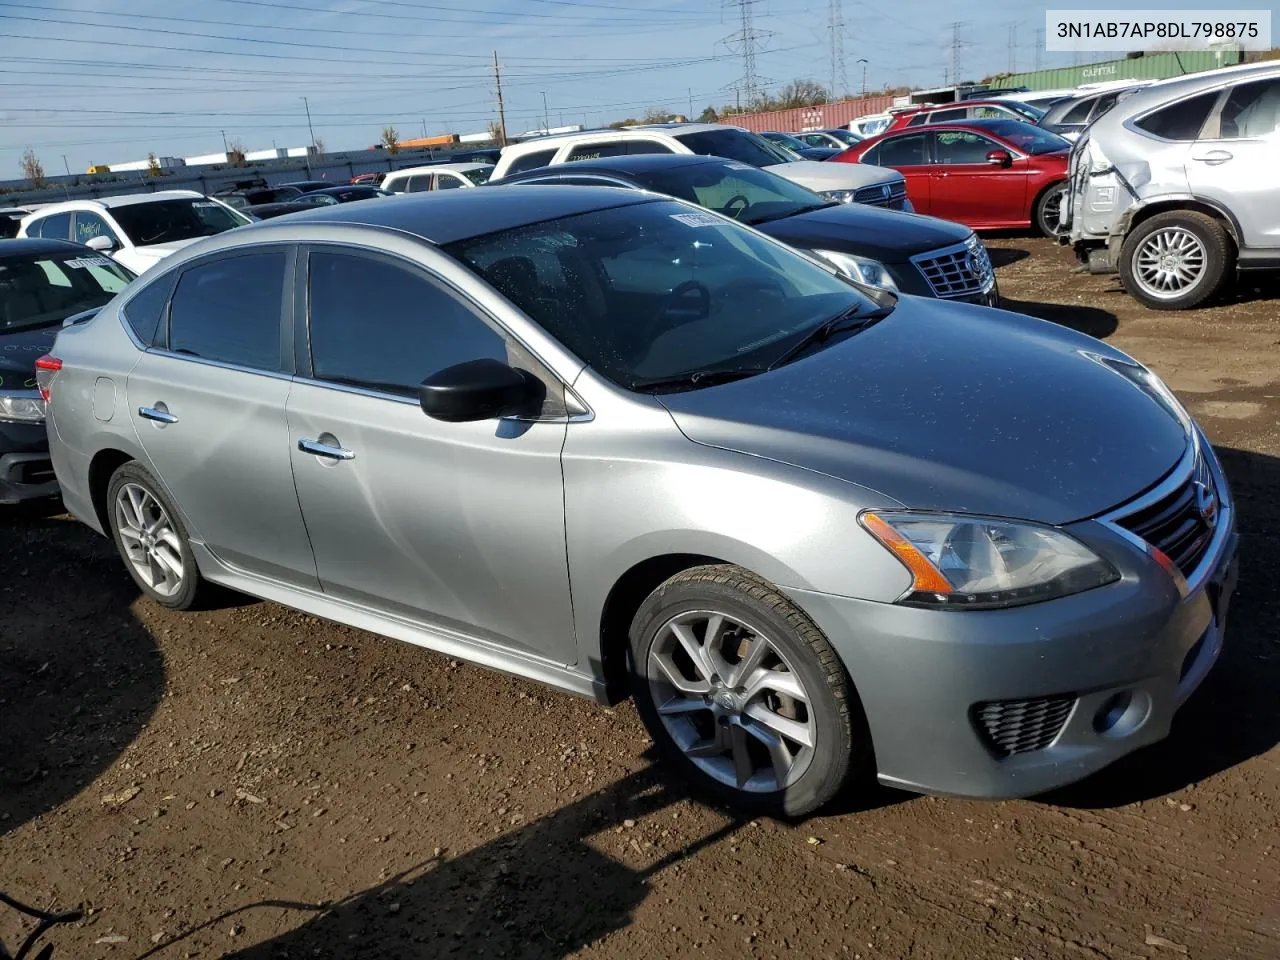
[1033, 182, 1067, 237]
[628, 564, 871, 816]
[1119, 210, 1233, 310]
[106, 462, 208, 610]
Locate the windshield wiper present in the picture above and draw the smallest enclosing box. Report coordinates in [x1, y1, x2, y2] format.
[766, 304, 890, 372]
[629, 367, 764, 393]
[745, 201, 839, 226]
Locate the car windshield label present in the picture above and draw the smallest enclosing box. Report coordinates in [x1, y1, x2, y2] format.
[192, 201, 220, 208]
[64, 256, 113, 269]
[670, 212, 722, 228]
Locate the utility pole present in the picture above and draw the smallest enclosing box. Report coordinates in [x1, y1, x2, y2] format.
[827, 0, 846, 101]
[221, 129, 228, 153]
[61, 155, 71, 199]
[857, 57, 868, 96]
[1008, 23, 1017, 74]
[1034, 27, 1044, 70]
[301, 96, 316, 175]
[422, 119, 428, 138]
[541, 91, 550, 133]
[688, 87, 694, 118]
[492, 51, 508, 146]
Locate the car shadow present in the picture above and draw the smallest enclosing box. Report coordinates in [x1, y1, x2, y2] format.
[1000, 296, 1119, 339]
[0, 510, 165, 836]
[1043, 445, 1279, 809]
[984, 247, 1031, 268]
[174, 765, 746, 960]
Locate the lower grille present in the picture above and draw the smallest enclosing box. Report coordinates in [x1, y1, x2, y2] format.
[1114, 448, 1217, 578]
[912, 236, 995, 299]
[854, 179, 909, 209]
[973, 695, 1075, 757]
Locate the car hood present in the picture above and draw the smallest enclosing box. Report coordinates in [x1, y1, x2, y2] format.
[765, 159, 898, 190]
[132, 237, 203, 259]
[0, 323, 58, 381]
[761, 203, 972, 261]
[658, 300, 1188, 525]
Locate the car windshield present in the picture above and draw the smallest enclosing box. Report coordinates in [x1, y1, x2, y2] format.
[674, 129, 796, 167]
[444, 199, 878, 391]
[980, 120, 1070, 154]
[461, 166, 494, 185]
[764, 132, 807, 151]
[111, 198, 250, 246]
[0, 250, 134, 333]
[825, 129, 861, 144]
[630, 161, 832, 226]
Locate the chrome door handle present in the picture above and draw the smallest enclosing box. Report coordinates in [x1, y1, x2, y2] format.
[1192, 150, 1233, 165]
[298, 438, 355, 461]
[138, 406, 178, 424]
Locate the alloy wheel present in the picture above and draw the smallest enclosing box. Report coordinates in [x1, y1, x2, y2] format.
[1042, 187, 1066, 236]
[1132, 227, 1208, 300]
[114, 482, 186, 599]
[646, 609, 817, 793]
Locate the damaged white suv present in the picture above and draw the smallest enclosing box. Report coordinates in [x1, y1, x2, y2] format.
[1063, 62, 1280, 310]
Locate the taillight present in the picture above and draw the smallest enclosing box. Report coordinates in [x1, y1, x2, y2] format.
[35, 355, 62, 403]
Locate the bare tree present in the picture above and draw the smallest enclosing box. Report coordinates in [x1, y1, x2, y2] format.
[774, 79, 830, 109]
[227, 140, 248, 166]
[381, 126, 401, 155]
[641, 106, 677, 124]
[486, 120, 506, 144]
[20, 148, 46, 187]
[313, 137, 327, 154]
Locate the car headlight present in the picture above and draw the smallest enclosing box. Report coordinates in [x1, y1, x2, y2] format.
[861, 511, 1119, 609]
[0, 392, 46, 423]
[810, 249, 899, 292]
[818, 189, 857, 204]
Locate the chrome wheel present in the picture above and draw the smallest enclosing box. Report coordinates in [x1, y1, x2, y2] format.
[114, 482, 185, 598]
[1041, 186, 1066, 236]
[646, 610, 816, 793]
[1132, 227, 1207, 300]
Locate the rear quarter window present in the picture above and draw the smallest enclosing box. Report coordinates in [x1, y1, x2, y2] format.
[505, 149, 558, 175]
[120, 270, 176, 348]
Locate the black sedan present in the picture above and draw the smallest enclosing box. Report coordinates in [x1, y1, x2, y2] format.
[243, 185, 389, 220]
[493, 153, 998, 305]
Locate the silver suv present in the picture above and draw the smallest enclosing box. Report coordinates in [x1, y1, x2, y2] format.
[1064, 62, 1280, 310]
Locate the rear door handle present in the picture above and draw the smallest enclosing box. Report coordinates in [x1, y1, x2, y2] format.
[138, 406, 178, 424]
[1192, 149, 1233, 165]
[298, 438, 355, 461]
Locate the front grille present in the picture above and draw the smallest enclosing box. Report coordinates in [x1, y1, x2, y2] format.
[853, 179, 908, 210]
[973, 695, 1076, 758]
[912, 236, 995, 299]
[1114, 449, 1217, 578]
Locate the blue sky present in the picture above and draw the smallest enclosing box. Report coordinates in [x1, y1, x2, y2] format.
[1, 0, 1271, 175]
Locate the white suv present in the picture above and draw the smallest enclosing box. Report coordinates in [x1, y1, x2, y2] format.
[18, 190, 250, 275]
[490, 123, 910, 210]
[381, 162, 494, 194]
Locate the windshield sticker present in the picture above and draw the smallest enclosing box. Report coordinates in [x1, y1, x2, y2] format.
[192, 201, 220, 208]
[670, 212, 722, 228]
[64, 256, 113, 269]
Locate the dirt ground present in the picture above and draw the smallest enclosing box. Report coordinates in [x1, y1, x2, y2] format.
[2, 238, 1278, 960]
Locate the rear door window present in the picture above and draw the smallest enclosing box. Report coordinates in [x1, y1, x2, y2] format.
[31, 212, 72, 240]
[875, 133, 929, 166]
[565, 141, 629, 162]
[168, 251, 287, 371]
[505, 148, 557, 175]
[929, 107, 967, 123]
[73, 212, 121, 247]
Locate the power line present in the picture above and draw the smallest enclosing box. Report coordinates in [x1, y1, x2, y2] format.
[205, 0, 724, 26]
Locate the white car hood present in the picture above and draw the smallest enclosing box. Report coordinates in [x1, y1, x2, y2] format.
[764, 159, 899, 191]
[115, 238, 202, 274]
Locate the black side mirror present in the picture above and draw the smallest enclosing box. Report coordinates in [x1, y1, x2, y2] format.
[985, 149, 1013, 168]
[418, 358, 542, 423]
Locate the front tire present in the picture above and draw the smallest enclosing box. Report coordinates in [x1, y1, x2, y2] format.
[106, 462, 206, 610]
[1119, 210, 1234, 310]
[628, 565, 869, 816]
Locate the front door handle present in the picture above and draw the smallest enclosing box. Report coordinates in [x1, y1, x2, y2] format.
[1192, 149, 1233, 165]
[298, 438, 355, 461]
[138, 406, 178, 424]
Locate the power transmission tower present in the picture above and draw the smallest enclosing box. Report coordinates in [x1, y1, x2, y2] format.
[492, 51, 507, 147]
[949, 21, 963, 87]
[1034, 27, 1044, 70]
[721, 0, 773, 108]
[827, 0, 847, 101]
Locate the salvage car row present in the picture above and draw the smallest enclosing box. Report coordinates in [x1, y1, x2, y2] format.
[0, 61, 1258, 817]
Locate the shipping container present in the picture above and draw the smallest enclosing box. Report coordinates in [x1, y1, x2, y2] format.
[400, 133, 460, 149]
[186, 152, 230, 166]
[245, 148, 287, 162]
[286, 146, 317, 158]
[86, 164, 111, 174]
[993, 49, 1243, 92]
[458, 131, 494, 144]
[718, 96, 895, 134]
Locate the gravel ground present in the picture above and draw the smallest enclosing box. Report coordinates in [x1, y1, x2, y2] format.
[2, 237, 1278, 960]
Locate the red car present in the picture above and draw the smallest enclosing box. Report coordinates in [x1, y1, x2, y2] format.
[831, 119, 1070, 234]
[882, 99, 1047, 134]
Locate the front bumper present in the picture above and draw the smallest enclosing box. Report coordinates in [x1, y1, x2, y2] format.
[786, 474, 1238, 799]
[0, 419, 58, 504]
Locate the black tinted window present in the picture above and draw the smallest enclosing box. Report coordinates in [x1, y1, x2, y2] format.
[505, 149, 557, 175]
[1061, 97, 1096, 124]
[1089, 92, 1120, 119]
[625, 140, 674, 155]
[934, 131, 998, 164]
[1135, 91, 1220, 140]
[930, 107, 967, 123]
[307, 252, 507, 396]
[876, 133, 928, 166]
[33, 213, 72, 240]
[169, 252, 285, 370]
[566, 141, 628, 161]
[1218, 78, 1280, 138]
[673, 130, 783, 167]
[121, 270, 175, 347]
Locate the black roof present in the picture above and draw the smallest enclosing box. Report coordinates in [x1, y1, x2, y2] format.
[279, 180, 337, 192]
[262, 184, 657, 245]
[0, 237, 87, 259]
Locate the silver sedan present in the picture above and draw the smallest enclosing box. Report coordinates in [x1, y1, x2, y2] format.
[39, 187, 1238, 815]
